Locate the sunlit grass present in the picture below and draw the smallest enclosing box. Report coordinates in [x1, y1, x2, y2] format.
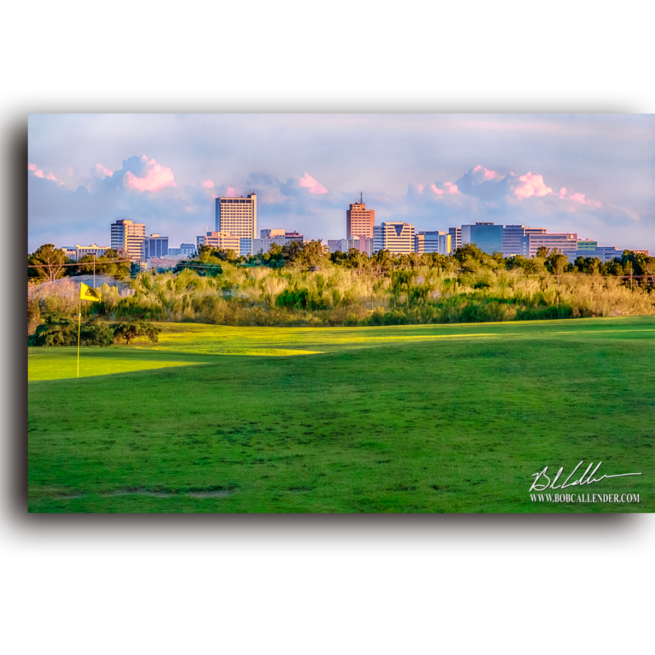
[28, 316, 655, 512]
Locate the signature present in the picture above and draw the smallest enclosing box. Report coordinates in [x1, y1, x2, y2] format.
[529, 461, 642, 492]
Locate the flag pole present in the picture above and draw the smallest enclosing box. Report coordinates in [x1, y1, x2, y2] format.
[77, 291, 82, 378]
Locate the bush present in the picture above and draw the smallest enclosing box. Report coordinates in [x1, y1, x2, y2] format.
[80, 319, 116, 347]
[29, 315, 77, 346]
[114, 319, 161, 345]
[29, 315, 117, 347]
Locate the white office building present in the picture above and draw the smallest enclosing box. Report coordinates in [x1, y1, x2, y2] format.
[373, 222, 416, 254]
[215, 194, 257, 239]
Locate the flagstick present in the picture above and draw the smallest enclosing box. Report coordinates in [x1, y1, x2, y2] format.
[77, 292, 81, 378]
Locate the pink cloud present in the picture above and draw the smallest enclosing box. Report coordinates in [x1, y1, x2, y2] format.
[472, 165, 497, 179]
[559, 187, 568, 198]
[96, 163, 113, 178]
[46, 173, 57, 181]
[124, 157, 176, 192]
[28, 163, 36, 171]
[34, 169, 44, 178]
[444, 182, 459, 194]
[299, 172, 328, 195]
[514, 172, 553, 199]
[569, 192, 587, 204]
[226, 186, 238, 197]
[430, 184, 444, 195]
[201, 180, 215, 189]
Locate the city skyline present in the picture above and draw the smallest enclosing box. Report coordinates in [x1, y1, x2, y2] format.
[27, 114, 655, 253]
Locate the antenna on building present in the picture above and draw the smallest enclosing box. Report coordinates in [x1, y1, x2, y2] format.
[360, 192, 363, 204]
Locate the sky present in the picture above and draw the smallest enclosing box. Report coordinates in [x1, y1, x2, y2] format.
[27, 113, 655, 254]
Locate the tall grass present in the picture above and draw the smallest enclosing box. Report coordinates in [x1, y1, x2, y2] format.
[31, 263, 655, 327]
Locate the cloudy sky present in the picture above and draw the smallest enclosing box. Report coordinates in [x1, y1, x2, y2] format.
[28, 113, 654, 253]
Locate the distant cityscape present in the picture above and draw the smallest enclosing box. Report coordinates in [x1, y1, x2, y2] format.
[60, 193, 649, 269]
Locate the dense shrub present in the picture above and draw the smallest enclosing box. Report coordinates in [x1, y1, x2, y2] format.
[80, 319, 116, 347]
[29, 315, 118, 347]
[114, 319, 160, 345]
[29, 315, 77, 346]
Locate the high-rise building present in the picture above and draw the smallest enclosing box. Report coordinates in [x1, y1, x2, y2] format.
[448, 227, 461, 251]
[285, 231, 304, 243]
[415, 231, 445, 254]
[469, 222, 503, 255]
[502, 225, 546, 257]
[144, 234, 169, 259]
[347, 197, 375, 239]
[197, 231, 241, 255]
[111, 219, 146, 262]
[438, 233, 452, 255]
[373, 222, 416, 254]
[215, 193, 257, 239]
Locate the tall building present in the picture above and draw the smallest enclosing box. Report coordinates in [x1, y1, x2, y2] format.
[373, 222, 416, 254]
[144, 234, 169, 259]
[448, 227, 461, 251]
[285, 231, 304, 243]
[438, 233, 452, 255]
[197, 231, 241, 255]
[415, 231, 445, 254]
[215, 193, 257, 239]
[469, 222, 503, 255]
[347, 197, 375, 239]
[502, 225, 547, 257]
[111, 219, 146, 262]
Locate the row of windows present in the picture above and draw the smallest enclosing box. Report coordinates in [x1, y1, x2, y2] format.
[220, 199, 253, 204]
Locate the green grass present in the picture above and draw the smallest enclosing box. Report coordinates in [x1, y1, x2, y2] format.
[27, 316, 655, 512]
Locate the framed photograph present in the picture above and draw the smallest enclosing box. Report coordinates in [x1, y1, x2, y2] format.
[27, 113, 654, 513]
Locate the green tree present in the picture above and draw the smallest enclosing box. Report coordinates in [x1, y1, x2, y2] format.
[28, 244, 69, 282]
[371, 249, 393, 279]
[546, 251, 568, 275]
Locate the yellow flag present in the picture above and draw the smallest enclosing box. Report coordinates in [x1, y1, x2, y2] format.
[80, 283, 101, 302]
